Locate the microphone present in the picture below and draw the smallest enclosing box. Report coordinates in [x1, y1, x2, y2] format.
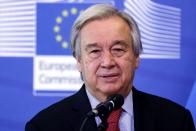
[87, 94, 124, 120]
[80, 94, 124, 131]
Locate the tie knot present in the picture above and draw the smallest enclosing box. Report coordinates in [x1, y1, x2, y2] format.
[107, 108, 123, 123]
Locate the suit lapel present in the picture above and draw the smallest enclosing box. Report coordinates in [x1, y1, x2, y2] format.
[132, 87, 156, 131]
[70, 84, 98, 131]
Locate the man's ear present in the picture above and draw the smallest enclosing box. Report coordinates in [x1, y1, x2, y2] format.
[134, 56, 140, 69]
[75, 56, 82, 72]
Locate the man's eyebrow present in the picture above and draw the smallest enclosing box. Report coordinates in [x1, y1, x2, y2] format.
[112, 40, 129, 47]
[85, 43, 100, 50]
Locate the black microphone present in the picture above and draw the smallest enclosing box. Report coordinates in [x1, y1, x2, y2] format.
[87, 94, 124, 120]
[80, 94, 124, 131]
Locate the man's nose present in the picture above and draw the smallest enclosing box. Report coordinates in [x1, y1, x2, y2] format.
[100, 51, 115, 68]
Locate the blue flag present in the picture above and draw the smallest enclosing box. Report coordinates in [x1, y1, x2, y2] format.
[37, 3, 93, 55]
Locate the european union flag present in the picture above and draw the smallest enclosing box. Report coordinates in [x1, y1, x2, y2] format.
[36, 3, 93, 55]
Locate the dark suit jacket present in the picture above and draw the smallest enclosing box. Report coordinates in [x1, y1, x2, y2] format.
[25, 85, 195, 131]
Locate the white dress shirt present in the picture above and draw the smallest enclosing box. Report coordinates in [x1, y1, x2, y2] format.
[86, 88, 134, 131]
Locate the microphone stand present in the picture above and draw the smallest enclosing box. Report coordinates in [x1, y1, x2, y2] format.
[80, 110, 109, 131]
[97, 111, 109, 131]
[80, 115, 108, 131]
[98, 120, 108, 131]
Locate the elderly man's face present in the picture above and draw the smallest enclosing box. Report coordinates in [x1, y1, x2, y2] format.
[76, 16, 139, 101]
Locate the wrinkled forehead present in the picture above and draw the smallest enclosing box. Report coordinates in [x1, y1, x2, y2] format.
[81, 16, 132, 38]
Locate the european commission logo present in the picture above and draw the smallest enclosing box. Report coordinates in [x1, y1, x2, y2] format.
[36, 3, 87, 55]
[34, 3, 94, 96]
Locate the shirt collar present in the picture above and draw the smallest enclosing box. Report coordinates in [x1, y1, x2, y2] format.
[86, 88, 100, 109]
[122, 90, 133, 116]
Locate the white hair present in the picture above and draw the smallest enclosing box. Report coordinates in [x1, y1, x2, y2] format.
[71, 4, 143, 58]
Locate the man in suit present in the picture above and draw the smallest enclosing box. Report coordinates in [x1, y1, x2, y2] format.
[26, 4, 195, 131]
